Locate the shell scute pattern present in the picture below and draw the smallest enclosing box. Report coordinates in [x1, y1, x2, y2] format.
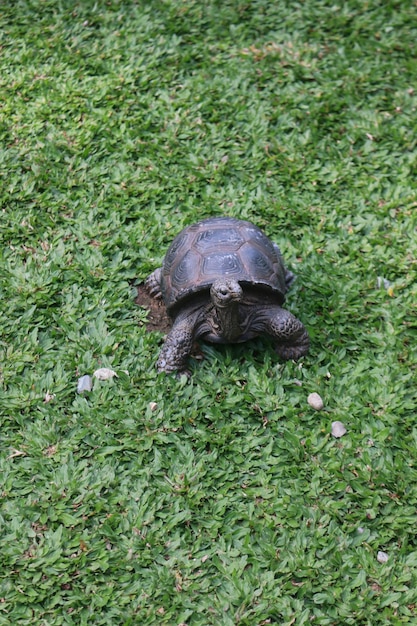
[163, 232, 189, 271]
[161, 217, 288, 311]
[240, 242, 273, 275]
[202, 253, 244, 276]
[172, 249, 200, 285]
[194, 227, 245, 252]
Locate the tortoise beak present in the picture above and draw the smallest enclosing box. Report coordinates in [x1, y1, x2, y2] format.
[211, 279, 243, 306]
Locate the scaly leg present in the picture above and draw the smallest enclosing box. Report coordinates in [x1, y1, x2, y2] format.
[145, 268, 163, 299]
[263, 306, 309, 360]
[157, 309, 200, 375]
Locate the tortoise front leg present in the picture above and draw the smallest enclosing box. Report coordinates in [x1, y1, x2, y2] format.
[156, 311, 199, 374]
[264, 307, 310, 361]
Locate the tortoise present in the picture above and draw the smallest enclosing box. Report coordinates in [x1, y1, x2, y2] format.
[145, 216, 309, 374]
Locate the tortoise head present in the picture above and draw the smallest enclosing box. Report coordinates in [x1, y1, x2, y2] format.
[210, 279, 243, 309]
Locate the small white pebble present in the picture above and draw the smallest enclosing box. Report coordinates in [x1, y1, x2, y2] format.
[149, 402, 158, 412]
[93, 368, 118, 380]
[331, 421, 347, 438]
[377, 551, 389, 564]
[377, 276, 391, 289]
[77, 375, 93, 393]
[44, 390, 55, 403]
[307, 392, 324, 410]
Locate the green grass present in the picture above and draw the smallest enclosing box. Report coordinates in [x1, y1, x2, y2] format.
[1, 0, 417, 624]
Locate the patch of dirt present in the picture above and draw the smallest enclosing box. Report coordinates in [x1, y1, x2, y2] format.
[135, 283, 172, 334]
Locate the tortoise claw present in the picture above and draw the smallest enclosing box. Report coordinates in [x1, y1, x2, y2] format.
[145, 268, 163, 299]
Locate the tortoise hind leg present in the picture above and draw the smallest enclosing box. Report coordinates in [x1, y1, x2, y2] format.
[145, 268, 163, 299]
[263, 306, 309, 360]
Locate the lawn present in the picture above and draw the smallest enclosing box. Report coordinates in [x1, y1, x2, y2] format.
[1, 0, 417, 624]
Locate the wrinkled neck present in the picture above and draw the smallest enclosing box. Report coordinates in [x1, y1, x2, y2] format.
[214, 301, 241, 341]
